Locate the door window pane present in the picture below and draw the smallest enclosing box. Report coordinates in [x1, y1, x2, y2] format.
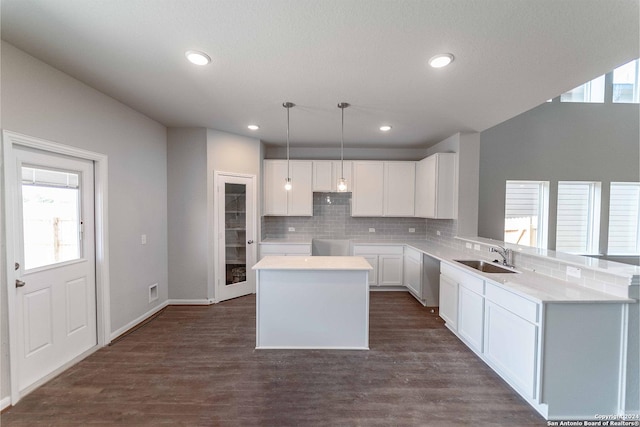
[613, 59, 639, 104]
[22, 166, 81, 270]
[224, 183, 247, 285]
[560, 75, 605, 103]
[504, 181, 548, 248]
[608, 183, 640, 255]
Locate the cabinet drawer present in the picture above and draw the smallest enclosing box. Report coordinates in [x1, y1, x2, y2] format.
[441, 263, 484, 293]
[485, 282, 539, 324]
[353, 245, 403, 255]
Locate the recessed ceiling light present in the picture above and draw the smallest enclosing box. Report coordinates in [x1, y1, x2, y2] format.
[379, 125, 392, 132]
[428, 53, 454, 68]
[247, 124, 260, 131]
[185, 50, 211, 66]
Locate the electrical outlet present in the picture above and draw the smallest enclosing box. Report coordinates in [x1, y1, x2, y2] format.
[473, 244, 481, 251]
[141, 234, 147, 245]
[369, 228, 375, 233]
[566, 266, 581, 279]
[288, 227, 295, 232]
[465, 242, 472, 249]
[409, 228, 415, 233]
[436, 230, 441, 236]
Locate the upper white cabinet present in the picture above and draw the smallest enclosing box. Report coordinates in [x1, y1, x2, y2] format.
[263, 160, 313, 216]
[415, 153, 456, 219]
[384, 162, 416, 216]
[312, 160, 353, 192]
[352, 161, 415, 217]
[352, 162, 384, 216]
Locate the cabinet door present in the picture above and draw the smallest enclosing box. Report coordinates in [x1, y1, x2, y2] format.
[403, 252, 422, 297]
[332, 160, 352, 192]
[288, 161, 313, 216]
[484, 301, 538, 399]
[415, 153, 456, 219]
[439, 274, 458, 330]
[352, 161, 384, 216]
[384, 162, 416, 216]
[379, 255, 403, 286]
[458, 285, 484, 353]
[263, 160, 288, 215]
[312, 161, 333, 192]
[361, 255, 378, 286]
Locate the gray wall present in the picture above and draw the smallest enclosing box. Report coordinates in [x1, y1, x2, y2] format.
[1, 42, 168, 400]
[478, 99, 640, 256]
[167, 128, 208, 300]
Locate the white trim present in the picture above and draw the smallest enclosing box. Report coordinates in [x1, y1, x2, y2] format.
[168, 298, 214, 305]
[109, 300, 169, 341]
[0, 396, 11, 411]
[2, 130, 110, 405]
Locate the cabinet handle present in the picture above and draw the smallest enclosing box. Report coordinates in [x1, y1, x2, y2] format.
[247, 240, 254, 244]
[15, 279, 26, 288]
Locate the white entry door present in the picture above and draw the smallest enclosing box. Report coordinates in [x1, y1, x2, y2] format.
[13, 147, 97, 392]
[216, 173, 256, 302]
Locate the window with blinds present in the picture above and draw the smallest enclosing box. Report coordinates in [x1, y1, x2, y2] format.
[504, 181, 548, 248]
[556, 182, 601, 254]
[608, 182, 640, 255]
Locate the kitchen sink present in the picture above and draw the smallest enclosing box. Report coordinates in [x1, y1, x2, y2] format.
[454, 259, 519, 274]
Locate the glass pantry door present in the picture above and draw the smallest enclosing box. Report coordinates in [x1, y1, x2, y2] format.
[217, 174, 256, 301]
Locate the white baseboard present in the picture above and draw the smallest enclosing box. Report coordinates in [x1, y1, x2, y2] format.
[110, 300, 170, 342]
[1, 395, 11, 411]
[168, 298, 214, 305]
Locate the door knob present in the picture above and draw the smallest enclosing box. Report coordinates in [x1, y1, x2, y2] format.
[247, 240, 254, 244]
[15, 279, 26, 288]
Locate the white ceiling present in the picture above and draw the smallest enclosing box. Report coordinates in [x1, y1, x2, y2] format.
[1, 0, 638, 148]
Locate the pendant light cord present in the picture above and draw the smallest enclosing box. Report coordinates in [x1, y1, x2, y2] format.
[340, 105, 344, 178]
[286, 105, 290, 178]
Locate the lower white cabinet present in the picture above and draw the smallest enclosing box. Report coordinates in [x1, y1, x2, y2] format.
[259, 243, 312, 259]
[403, 247, 423, 301]
[484, 299, 538, 399]
[438, 274, 458, 330]
[353, 245, 403, 287]
[457, 284, 484, 353]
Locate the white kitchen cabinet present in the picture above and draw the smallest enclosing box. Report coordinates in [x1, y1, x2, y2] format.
[263, 160, 313, 216]
[458, 283, 485, 354]
[353, 245, 403, 287]
[415, 153, 456, 219]
[259, 243, 312, 259]
[438, 274, 458, 330]
[403, 247, 423, 301]
[384, 162, 415, 216]
[311, 160, 353, 192]
[484, 298, 538, 399]
[312, 161, 333, 192]
[351, 161, 384, 216]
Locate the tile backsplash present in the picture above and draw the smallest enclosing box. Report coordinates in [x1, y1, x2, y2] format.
[262, 192, 427, 240]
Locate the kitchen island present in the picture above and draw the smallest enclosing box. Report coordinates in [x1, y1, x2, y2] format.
[252, 256, 373, 349]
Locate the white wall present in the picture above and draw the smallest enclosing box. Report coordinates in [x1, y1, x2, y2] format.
[1, 42, 168, 400]
[264, 145, 430, 161]
[167, 128, 208, 300]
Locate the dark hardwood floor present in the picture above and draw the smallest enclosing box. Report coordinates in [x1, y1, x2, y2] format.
[2, 292, 545, 426]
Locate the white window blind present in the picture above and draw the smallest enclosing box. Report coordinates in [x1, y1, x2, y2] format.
[556, 182, 600, 254]
[608, 182, 640, 255]
[504, 181, 548, 248]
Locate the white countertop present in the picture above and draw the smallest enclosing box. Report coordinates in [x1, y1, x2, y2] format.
[253, 256, 373, 271]
[261, 238, 636, 303]
[260, 238, 313, 245]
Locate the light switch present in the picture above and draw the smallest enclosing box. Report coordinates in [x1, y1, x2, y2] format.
[288, 227, 295, 232]
[369, 228, 375, 233]
[141, 234, 147, 245]
[409, 228, 415, 233]
[473, 244, 481, 251]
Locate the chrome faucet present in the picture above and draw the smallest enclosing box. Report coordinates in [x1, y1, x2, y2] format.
[490, 245, 514, 268]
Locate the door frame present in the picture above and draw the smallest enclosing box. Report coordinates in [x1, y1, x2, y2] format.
[2, 130, 110, 404]
[210, 171, 257, 302]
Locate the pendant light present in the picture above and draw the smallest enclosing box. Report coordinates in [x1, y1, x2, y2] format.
[283, 102, 295, 191]
[337, 102, 350, 192]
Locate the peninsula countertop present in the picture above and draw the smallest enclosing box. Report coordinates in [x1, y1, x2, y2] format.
[253, 255, 373, 271]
